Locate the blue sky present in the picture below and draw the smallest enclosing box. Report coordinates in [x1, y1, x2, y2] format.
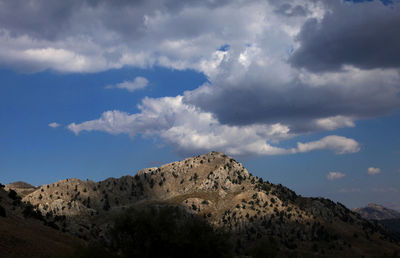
[0, 0, 400, 210]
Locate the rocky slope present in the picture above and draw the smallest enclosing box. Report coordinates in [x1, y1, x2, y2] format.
[0, 184, 82, 258]
[354, 203, 400, 220]
[20, 152, 400, 257]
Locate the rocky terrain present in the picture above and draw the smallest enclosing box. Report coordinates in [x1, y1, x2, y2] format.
[4, 152, 400, 257]
[354, 203, 400, 220]
[0, 184, 82, 258]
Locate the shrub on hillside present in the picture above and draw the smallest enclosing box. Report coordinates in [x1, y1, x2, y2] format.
[8, 189, 19, 200]
[22, 203, 44, 221]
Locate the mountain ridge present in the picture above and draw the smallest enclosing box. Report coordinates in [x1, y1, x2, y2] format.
[4, 151, 400, 257]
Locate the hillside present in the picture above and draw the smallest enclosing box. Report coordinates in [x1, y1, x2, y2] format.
[0, 184, 83, 258]
[5, 181, 38, 198]
[354, 203, 400, 220]
[18, 152, 400, 257]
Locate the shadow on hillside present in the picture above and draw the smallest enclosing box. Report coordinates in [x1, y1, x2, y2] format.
[58, 204, 284, 258]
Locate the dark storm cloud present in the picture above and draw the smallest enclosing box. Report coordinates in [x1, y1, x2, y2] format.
[290, 1, 400, 72]
[185, 70, 400, 132]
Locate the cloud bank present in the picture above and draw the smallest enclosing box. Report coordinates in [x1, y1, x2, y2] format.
[0, 0, 399, 156]
[67, 96, 360, 156]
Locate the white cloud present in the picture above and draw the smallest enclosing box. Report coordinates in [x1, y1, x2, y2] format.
[327, 171, 346, 180]
[48, 122, 61, 128]
[67, 96, 360, 157]
[105, 77, 149, 92]
[296, 136, 360, 154]
[0, 1, 298, 73]
[313, 116, 355, 131]
[367, 167, 381, 175]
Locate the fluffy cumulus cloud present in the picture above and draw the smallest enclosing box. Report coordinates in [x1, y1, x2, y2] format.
[296, 136, 359, 154]
[327, 172, 346, 181]
[1, 0, 399, 156]
[105, 77, 149, 92]
[367, 167, 381, 175]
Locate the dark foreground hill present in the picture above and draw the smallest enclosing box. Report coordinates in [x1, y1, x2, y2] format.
[380, 219, 400, 236]
[0, 185, 83, 258]
[3, 152, 400, 257]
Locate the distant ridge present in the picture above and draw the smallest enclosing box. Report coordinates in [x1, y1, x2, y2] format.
[6, 181, 36, 189]
[5, 181, 38, 198]
[353, 203, 400, 220]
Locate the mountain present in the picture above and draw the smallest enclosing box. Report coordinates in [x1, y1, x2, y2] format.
[5, 181, 38, 198]
[354, 203, 400, 220]
[0, 184, 83, 258]
[353, 204, 400, 240]
[6, 152, 400, 257]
